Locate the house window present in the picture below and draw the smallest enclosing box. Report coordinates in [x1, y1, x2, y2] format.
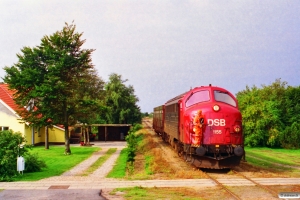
[1, 126, 9, 131]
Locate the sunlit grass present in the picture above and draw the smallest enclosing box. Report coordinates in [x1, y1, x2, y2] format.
[106, 148, 128, 178]
[13, 145, 100, 181]
[111, 186, 207, 200]
[245, 156, 295, 171]
[245, 147, 300, 166]
[145, 155, 153, 175]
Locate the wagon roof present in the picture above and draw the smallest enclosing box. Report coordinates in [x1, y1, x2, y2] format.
[165, 91, 189, 105]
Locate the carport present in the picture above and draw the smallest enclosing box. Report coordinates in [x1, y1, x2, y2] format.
[95, 124, 131, 141]
[72, 124, 131, 142]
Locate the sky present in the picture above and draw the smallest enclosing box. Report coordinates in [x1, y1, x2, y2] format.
[0, 1, 299, 113]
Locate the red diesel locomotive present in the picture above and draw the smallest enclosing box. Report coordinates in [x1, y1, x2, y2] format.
[153, 85, 244, 169]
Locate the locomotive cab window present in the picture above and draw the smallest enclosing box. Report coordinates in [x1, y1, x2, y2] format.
[214, 90, 236, 107]
[185, 90, 210, 107]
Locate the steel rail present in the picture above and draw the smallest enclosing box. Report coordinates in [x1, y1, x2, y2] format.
[232, 170, 278, 198]
[145, 120, 280, 199]
[204, 172, 241, 200]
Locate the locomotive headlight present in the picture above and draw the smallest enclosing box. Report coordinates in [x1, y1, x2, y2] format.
[234, 125, 241, 133]
[213, 104, 220, 112]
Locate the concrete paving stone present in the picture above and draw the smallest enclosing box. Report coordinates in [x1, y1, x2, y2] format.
[218, 178, 256, 186]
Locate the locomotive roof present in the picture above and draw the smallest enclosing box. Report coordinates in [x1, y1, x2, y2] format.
[164, 85, 230, 105]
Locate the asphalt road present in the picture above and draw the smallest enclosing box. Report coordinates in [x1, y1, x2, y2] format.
[0, 189, 106, 200]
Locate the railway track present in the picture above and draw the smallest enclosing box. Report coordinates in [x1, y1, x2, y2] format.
[143, 120, 283, 199]
[204, 170, 279, 199]
[232, 170, 279, 197]
[204, 171, 241, 200]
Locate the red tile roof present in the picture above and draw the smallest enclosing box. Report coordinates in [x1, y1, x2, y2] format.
[0, 83, 19, 112]
[0, 84, 67, 129]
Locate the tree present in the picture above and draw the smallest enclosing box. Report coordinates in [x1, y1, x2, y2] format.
[4, 22, 95, 154]
[104, 73, 142, 124]
[237, 79, 300, 148]
[280, 86, 300, 148]
[74, 68, 106, 145]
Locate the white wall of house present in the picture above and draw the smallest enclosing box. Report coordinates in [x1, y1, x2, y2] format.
[0, 100, 25, 137]
[0, 100, 65, 144]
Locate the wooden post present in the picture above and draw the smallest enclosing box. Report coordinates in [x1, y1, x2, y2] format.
[45, 126, 49, 149]
[105, 126, 107, 142]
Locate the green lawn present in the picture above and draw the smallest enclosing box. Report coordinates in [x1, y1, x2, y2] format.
[245, 147, 300, 166]
[107, 148, 128, 178]
[14, 145, 100, 181]
[111, 186, 203, 200]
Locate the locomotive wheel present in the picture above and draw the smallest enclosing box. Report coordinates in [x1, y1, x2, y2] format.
[183, 152, 187, 160]
[170, 140, 173, 148]
[178, 149, 183, 157]
[177, 143, 184, 157]
[186, 154, 192, 162]
[174, 142, 178, 152]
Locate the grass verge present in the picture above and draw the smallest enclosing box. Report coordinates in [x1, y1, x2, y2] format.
[13, 146, 100, 181]
[245, 147, 300, 167]
[245, 156, 296, 171]
[110, 186, 229, 200]
[106, 148, 128, 178]
[145, 155, 153, 175]
[80, 148, 117, 176]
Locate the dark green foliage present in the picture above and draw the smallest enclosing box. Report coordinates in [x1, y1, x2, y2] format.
[75, 69, 106, 126]
[0, 130, 28, 181]
[126, 132, 138, 163]
[4, 22, 97, 154]
[131, 123, 143, 132]
[24, 153, 47, 172]
[237, 79, 300, 148]
[104, 73, 142, 124]
[125, 124, 143, 163]
[280, 122, 300, 149]
[141, 112, 152, 118]
[282, 86, 300, 126]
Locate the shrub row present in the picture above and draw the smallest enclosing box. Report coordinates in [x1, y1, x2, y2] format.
[237, 79, 300, 148]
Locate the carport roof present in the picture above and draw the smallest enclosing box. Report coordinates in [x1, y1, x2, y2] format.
[74, 124, 131, 127]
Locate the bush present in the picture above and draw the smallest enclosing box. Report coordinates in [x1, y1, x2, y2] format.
[126, 131, 138, 163]
[280, 122, 300, 149]
[0, 130, 28, 181]
[131, 123, 143, 132]
[125, 124, 143, 163]
[24, 152, 47, 172]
